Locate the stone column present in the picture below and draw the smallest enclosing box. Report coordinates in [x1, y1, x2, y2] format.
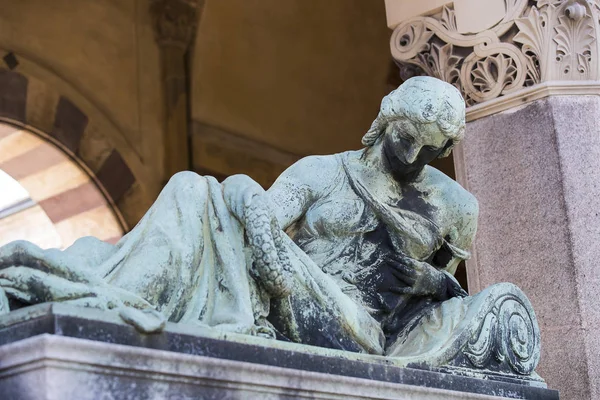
[150, 0, 203, 179]
[386, 1, 600, 399]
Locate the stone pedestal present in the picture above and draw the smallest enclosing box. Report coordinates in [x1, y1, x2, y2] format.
[0, 304, 558, 400]
[454, 95, 600, 400]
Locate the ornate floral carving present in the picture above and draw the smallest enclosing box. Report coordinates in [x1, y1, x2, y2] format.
[150, 0, 202, 49]
[554, 10, 595, 78]
[514, 5, 551, 85]
[404, 43, 463, 88]
[391, 0, 600, 107]
[392, 21, 434, 60]
[440, 6, 458, 32]
[469, 54, 519, 100]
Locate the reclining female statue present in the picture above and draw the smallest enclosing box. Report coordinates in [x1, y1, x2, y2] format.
[0, 77, 541, 378]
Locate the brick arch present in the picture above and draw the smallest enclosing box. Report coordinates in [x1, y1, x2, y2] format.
[0, 57, 150, 230]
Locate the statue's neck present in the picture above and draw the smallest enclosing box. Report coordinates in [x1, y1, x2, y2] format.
[360, 145, 425, 184]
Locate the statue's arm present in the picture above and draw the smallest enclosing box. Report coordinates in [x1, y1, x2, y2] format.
[392, 197, 478, 300]
[266, 155, 331, 230]
[443, 194, 479, 276]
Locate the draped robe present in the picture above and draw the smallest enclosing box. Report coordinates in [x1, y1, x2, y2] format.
[0, 153, 516, 364]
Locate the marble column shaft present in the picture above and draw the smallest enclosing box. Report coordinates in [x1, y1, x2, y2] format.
[454, 95, 600, 400]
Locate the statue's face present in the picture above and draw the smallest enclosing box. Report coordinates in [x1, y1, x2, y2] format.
[382, 119, 449, 174]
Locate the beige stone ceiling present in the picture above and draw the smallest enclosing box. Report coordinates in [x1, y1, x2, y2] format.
[190, 0, 395, 184]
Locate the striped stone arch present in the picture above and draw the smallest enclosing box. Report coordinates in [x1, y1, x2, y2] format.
[0, 54, 150, 229]
[0, 123, 124, 248]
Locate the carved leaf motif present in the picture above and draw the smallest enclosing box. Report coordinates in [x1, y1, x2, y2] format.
[504, 0, 528, 21]
[536, 0, 563, 8]
[415, 43, 462, 86]
[440, 5, 457, 32]
[499, 0, 531, 27]
[554, 13, 596, 78]
[555, 16, 595, 59]
[395, 22, 434, 55]
[578, 51, 592, 74]
[514, 7, 546, 65]
[514, 6, 551, 84]
[470, 54, 517, 94]
[506, 0, 523, 13]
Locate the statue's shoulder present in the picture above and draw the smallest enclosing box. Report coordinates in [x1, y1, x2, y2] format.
[425, 166, 478, 214]
[292, 153, 340, 170]
[285, 152, 345, 181]
[273, 153, 345, 196]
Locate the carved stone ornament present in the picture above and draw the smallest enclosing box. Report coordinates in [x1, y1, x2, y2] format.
[150, 0, 202, 49]
[391, 0, 600, 107]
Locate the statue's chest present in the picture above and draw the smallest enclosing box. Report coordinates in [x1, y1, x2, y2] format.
[302, 195, 378, 237]
[371, 180, 443, 222]
[301, 190, 444, 261]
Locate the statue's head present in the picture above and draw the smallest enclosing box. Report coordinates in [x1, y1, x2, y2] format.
[362, 77, 466, 169]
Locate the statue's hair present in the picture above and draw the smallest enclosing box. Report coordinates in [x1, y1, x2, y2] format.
[362, 76, 466, 158]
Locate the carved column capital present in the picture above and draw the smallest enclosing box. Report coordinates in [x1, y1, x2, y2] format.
[149, 0, 205, 178]
[150, 0, 202, 49]
[390, 0, 600, 118]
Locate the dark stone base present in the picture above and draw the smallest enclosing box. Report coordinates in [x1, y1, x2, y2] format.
[0, 304, 559, 400]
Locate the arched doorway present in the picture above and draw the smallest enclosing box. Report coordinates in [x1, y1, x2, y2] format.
[0, 122, 124, 249]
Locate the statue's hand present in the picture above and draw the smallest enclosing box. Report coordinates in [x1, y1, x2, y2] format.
[387, 255, 465, 300]
[222, 175, 292, 298]
[243, 190, 293, 299]
[222, 174, 266, 222]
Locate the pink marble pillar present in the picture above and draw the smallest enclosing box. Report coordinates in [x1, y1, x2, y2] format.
[454, 96, 600, 400]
